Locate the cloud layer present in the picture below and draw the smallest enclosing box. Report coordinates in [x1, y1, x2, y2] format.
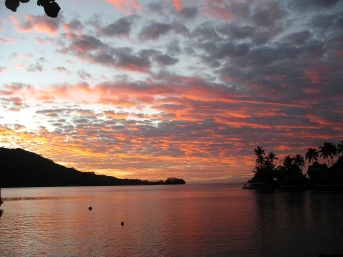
[1, 0, 342, 182]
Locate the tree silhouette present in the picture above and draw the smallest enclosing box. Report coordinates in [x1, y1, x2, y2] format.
[338, 140, 343, 156]
[246, 141, 343, 188]
[318, 142, 337, 167]
[254, 146, 265, 169]
[281, 155, 294, 171]
[267, 152, 278, 165]
[5, 0, 61, 18]
[305, 148, 318, 164]
[293, 154, 305, 170]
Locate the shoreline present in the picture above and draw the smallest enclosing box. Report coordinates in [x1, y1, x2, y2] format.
[242, 183, 343, 190]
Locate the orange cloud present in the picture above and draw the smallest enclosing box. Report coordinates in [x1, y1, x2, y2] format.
[11, 14, 60, 35]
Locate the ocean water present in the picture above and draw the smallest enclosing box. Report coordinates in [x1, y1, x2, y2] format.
[0, 183, 343, 257]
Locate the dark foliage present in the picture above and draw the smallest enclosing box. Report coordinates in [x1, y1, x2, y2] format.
[245, 143, 343, 189]
[5, 0, 61, 18]
[306, 162, 328, 185]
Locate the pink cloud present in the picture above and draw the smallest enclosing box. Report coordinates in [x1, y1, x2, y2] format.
[202, 0, 235, 20]
[172, 0, 182, 12]
[106, 0, 141, 14]
[303, 88, 321, 94]
[302, 67, 331, 86]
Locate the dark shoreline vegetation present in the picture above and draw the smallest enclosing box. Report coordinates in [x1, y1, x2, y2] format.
[243, 141, 343, 189]
[0, 147, 185, 188]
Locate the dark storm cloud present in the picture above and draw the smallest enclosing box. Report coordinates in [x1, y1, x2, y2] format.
[180, 6, 199, 19]
[59, 28, 180, 71]
[87, 47, 162, 72]
[138, 21, 172, 40]
[67, 34, 105, 55]
[197, 42, 250, 62]
[100, 15, 138, 37]
[153, 53, 178, 66]
[88, 51, 116, 67]
[230, 1, 251, 19]
[280, 30, 311, 45]
[166, 40, 181, 56]
[246, 45, 300, 66]
[216, 24, 255, 40]
[309, 11, 343, 32]
[146, 1, 166, 16]
[172, 22, 190, 36]
[111, 47, 152, 71]
[84, 14, 103, 31]
[251, 6, 286, 28]
[191, 22, 220, 42]
[312, 0, 338, 8]
[289, 0, 338, 12]
[64, 19, 85, 32]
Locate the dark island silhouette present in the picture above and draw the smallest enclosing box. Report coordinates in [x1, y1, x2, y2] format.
[0, 147, 185, 188]
[243, 141, 343, 189]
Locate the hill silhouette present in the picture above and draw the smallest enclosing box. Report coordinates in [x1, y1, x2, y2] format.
[0, 147, 185, 187]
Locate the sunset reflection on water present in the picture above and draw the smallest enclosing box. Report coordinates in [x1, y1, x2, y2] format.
[1, 184, 343, 257]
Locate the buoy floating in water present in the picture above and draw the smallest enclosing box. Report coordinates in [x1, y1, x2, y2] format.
[88, 207, 92, 210]
[121, 221, 124, 226]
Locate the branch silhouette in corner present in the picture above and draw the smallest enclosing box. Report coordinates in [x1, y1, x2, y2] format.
[5, 0, 61, 18]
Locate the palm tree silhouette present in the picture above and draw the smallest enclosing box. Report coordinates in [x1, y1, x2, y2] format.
[281, 155, 294, 171]
[293, 154, 305, 170]
[267, 152, 278, 165]
[254, 146, 265, 169]
[318, 142, 338, 167]
[305, 148, 318, 164]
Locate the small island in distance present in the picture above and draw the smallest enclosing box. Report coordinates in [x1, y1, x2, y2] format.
[0, 147, 185, 188]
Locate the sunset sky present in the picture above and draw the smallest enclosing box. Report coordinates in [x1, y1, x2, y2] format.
[1, 0, 342, 183]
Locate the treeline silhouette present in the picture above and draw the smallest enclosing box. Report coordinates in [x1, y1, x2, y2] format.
[0, 147, 185, 187]
[244, 141, 343, 188]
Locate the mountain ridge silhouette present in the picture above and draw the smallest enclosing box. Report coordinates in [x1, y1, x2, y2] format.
[0, 147, 185, 187]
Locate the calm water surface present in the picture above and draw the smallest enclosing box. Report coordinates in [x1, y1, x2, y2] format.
[1, 183, 343, 257]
